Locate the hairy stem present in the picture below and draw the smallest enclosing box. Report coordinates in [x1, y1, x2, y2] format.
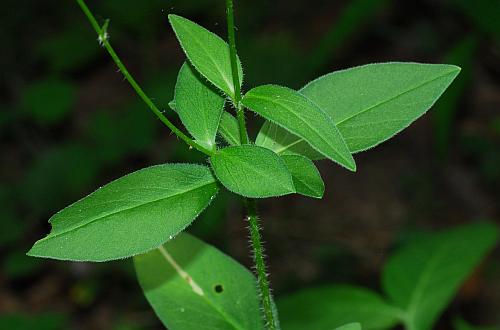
[75, 0, 213, 156]
[246, 199, 279, 329]
[225, 0, 249, 145]
[225, 0, 278, 328]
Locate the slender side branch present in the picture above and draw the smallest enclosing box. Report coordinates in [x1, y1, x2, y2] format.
[225, 0, 249, 145]
[76, 0, 213, 156]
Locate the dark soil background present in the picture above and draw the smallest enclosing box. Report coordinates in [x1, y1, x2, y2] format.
[1, 0, 499, 329]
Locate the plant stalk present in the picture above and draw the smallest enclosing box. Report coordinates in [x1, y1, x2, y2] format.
[225, 0, 278, 328]
[75, 0, 213, 157]
[245, 199, 279, 329]
[225, 0, 249, 145]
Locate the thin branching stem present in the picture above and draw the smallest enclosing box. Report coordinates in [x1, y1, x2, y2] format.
[225, 0, 278, 328]
[75, 0, 214, 157]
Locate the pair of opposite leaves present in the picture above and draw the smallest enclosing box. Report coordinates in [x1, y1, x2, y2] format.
[28, 14, 460, 262]
[167, 14, 460, 199]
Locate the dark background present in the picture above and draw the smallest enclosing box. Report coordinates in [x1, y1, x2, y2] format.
[1, 0, 499, 329]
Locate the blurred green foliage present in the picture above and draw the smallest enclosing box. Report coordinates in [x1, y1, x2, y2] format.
[0, 313, 67, 330]
[20, 78, 76, 124]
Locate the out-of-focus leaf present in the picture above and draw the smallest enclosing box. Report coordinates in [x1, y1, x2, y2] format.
[334, 323, 362, 330]
[36, 27, 99, 72]
[210, 145, 295, 198]
[134, 233, 264, 330]
[452, 0, 500, 37]
[0, 313, 67, 330]
[277, 285, 400, 330]
[0, 103, 18, 132]
[86, 105, 156, 164]
[100, 0, 163, 35]
[308, 0, 389, 74]
[453, 318, 496, 330]
[3, 251, 42, 277]
[169, 14, 243, 99]
[433, 36, 477, 159]
[382, 222, 499, 330]
[21, 78, 76, 125]
[0, 188, 22, 247]
[28, 164, 218, 261]
[22, 144, 100, 213]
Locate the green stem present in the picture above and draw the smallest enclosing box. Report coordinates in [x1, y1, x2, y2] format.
[225, 0, 249, 145]
[246, 199, 279, 329]
[225, 1, 278, 328]
[75, 0, 213, 157]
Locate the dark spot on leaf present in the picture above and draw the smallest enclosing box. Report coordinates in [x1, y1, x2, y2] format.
[214, 284, 223, 293]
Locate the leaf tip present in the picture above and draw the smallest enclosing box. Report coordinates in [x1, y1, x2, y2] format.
[26, 242, 42, 259]
[309, 191, 324, 199]
[344, 156, 357, 172]
[167, 13, 179, 22]
[443, 64, 462, 79]
[167, 14, 184, 29]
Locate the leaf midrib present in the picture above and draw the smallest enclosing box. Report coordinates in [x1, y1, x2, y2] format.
[176, 20, 234, 96]
[219, 114, 240, 145]
[244, 93, 351, 166]
[335, 69, 458, 125]
[39, 181, 216, 242]
[404, 240, 450, 327]
[158, 249, 246, 330]
[270, 69, 458, 155]
[219, 148, 293, 192]
[294, 174, 320, 196]
[282, 156, 321, 196]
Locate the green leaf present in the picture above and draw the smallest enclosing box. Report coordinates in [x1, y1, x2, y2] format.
[218, 112, 241, 146]
[242, 85, 355, 171]
[303, 62, 461, 152]
[134, 233, 264, 330]
[28, 164, 218, 262]
[210, 145, 295, 198]
[257, 62, 460, 157]
[281, 154, 324, 198]
[382, 222, 499, 330]
[277, 285, 400, 330]
[169, 14, 243, 100]
[334, 323, 362, 330]
[174, 62, 225, 150]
